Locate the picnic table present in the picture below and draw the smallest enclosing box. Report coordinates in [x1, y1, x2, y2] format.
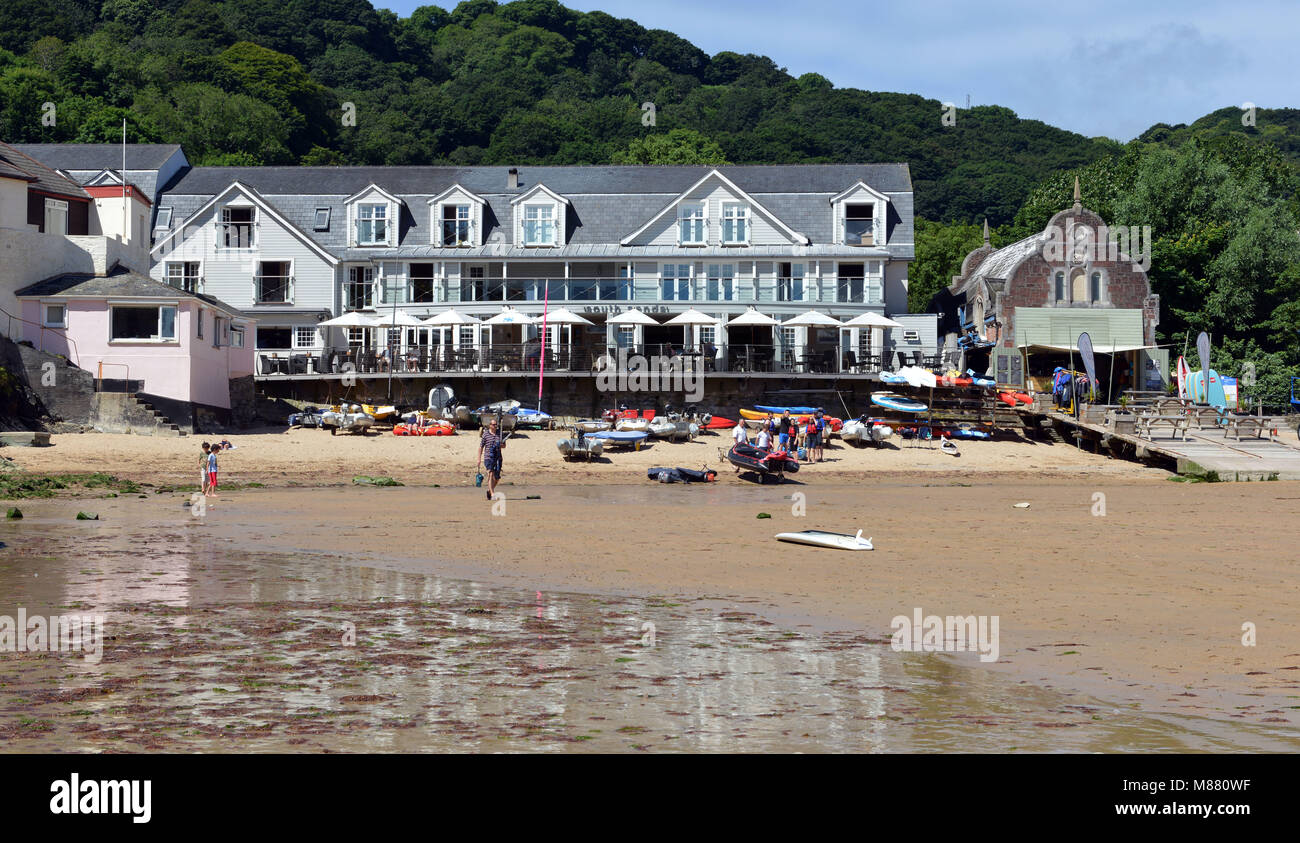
[1225, 415, 1286, 442]
[1135, 412, 1189, 440]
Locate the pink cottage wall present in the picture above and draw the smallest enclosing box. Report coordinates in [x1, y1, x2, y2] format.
[20, 299, 251, 409]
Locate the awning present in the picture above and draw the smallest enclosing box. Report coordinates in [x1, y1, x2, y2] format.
[1018, 342, 1156, 353]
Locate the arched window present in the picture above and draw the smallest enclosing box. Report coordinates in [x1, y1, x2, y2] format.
[1070, 268, 1087, 302]
[1054, 271, 1065, 301]
[1089, 271, 1102, 303]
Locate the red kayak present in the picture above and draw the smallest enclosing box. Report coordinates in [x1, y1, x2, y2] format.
[998, 391, 1034, 406]
[938, 375, 973, 387]
[705, 416, 736, 429]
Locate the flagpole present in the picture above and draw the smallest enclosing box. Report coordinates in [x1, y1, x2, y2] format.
[538, 281, 549, 412]
[121, 118, 127, 245]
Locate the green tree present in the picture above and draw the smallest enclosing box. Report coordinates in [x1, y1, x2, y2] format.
[611, 128, 729, 165]
[909, 218, 988, 313]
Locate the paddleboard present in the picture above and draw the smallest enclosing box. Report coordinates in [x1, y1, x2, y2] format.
[870, 392, 928, 413]
[1176, 356, 1191, 399]
[775, 530, 874, 551]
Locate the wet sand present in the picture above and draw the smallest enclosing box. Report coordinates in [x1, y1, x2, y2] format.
[2, 429, 1299, 751]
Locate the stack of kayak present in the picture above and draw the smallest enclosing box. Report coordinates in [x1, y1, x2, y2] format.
[739, 407, 843, 432]
[897, 423, 993, 441]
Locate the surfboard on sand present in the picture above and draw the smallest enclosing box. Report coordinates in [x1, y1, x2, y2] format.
[774, 530, 874, 551]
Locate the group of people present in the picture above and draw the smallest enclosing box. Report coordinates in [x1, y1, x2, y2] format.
[731, 410, 826, 463]
[198, 440, 236, 499]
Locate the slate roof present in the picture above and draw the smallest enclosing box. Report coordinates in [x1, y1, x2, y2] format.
[953, 232, 1044, 294]
[157, 164, 915, 258]
[16, 263, 248, 319]
[0, 141, 90, 200]
[12, 144, 183, 171]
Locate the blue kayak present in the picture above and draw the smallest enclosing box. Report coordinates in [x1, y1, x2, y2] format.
[511, 407, 553, 427]
[965, 370, 996, 388]
[878, 371, 909, 385]
[755, 404, 821, 414]
[870, 392, 928, 413]
[587, 430, 650, 448]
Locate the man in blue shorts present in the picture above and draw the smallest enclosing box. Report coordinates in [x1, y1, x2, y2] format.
[477, 417, 506, 500]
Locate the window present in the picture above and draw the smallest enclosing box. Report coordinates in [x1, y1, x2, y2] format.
[459, 326, 474, 348]
[461, 266, 486, 301]
[44, 199, 68, 235]
[154, 208, 173, 230]
[1071, 269, 1087, 302]
[845, 203, 875, 245]
[313, 208, 331, 231]
[441, 205, 472, 246]
[705, 264, 734, 301]
[166, 262, 200, 293]
[1054, 271, 1066, 301]
[1090, 271, 1102, 303]
[257, 327, 292, 349]
[678, 203, 705, 245]
[111, 306, 176, 342]
[661, 264, 690, 300]
[523, 204, 555, 246]
[722, 204, 748, 244]
[410, 263, 436, 303]
[346, 266, 374, 310]
[231, 326, 245, 348]
[213, 316, 224, 348]
[778, 263, 804, 302]
[616, 325, 635, 348]
[294, 327, 317, 348]
[197, 308, 204, 339]
[699, 326, 715, 346]
[43, 304, 65, 328]
[256, 261, 291, 304]
[221, 206, 254, 248]
[837, 263, 865, 303]
[347, 327, 366, 348]
[356, 203, 388, 245]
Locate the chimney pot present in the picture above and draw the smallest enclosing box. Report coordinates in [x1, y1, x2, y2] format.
[507, 167, 519, 189]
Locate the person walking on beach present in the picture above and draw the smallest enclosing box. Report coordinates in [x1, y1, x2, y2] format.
[478, 417, 506, 501]
[199, 442, 211, 494]
[732, 419, 748, 447]
[812, 410, 826, 463]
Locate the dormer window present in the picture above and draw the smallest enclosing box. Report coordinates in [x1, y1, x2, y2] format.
[357, 204, 388, 245]
[678, 203, 705, 245]
[441, 204, 473, 246]
[154, 208, 173, 230]
[845, 204, 875, 245]
[523, 204, 556, 247]
[313, 208, 331, 231]
[721, 203, 748, 245]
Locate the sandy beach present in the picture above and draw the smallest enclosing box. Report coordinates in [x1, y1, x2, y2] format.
[3, 427, 1299, 745]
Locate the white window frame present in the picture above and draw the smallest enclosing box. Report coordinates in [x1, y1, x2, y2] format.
[346, 265, 376, 310]
[356, 203, 389, 246]
[255, 259, 294, 305]
[313, 208, 331, 231]
[706, 263, 734, 301]
[721, 203, 749, 245]
[522, 203, 557, 247]
[42, 302, 66, 328]
[220, 205, 256, 249]
[661, 263, 691, 301]
[165, 261, 201, 293]
[44, 198, 69, 235]
[678, 203, 706, 246]
[231, 326, 245, 348]
[109, 304, 178, 343]
[294, 326, 319, 349]
[439, 203, 475, 247]
[154, 207, 173, 230]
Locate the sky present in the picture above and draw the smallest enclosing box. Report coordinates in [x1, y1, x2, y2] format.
[374, 0, 1296, 141]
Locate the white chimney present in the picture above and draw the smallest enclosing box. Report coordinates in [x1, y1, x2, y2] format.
[507, 168, 519, 189]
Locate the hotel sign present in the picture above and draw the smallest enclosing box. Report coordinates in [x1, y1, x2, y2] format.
[581, 305, 670, 314]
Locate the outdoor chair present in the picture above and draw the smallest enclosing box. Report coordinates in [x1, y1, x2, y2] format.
[843, 350, 858, 373]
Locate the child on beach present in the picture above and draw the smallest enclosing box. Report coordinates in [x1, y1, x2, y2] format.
[199, 442, 211, 494]
[206, 443, 220, 500]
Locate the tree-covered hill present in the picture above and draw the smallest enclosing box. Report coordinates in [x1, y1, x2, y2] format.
[0, 0, 1118, 223]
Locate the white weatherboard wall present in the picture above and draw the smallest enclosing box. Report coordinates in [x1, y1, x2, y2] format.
[885, 261, 909, 315]
[637, 178, 797, 248]
[152, 190, 335, 311]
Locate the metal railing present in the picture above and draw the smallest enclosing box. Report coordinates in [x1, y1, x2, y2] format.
[254, 275, 293, 304]
[0, 304, 80, 366]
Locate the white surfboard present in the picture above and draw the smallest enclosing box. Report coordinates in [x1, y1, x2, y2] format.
[775, 529, 874, 551]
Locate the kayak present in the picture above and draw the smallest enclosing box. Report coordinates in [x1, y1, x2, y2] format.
[393, 421, 455, 436]
[878, 371, 909, 385]
[512, 407, 553, 428]
[966, 370, 996, 388]
[726, 443, 800, 481]
[774, 529, 873, 551]
[937, 375, 973, 387]
[739, 408, 815, 422]
[361, 403, 398, 421]
[870, 392, 928, 413]
[998, 391, 1033, 406]
[705, 416, 736, 430]
[647, 466, 718, 483]
[940, 437, 961, 456]
[755, 404, 820, 414]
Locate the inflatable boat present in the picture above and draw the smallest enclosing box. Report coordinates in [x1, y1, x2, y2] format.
[726, 443, 800, 481]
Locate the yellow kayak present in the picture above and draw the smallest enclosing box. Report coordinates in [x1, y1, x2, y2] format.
[361, 404, 398, 420]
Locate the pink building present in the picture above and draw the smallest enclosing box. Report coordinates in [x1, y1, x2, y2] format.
[16, 263, 255, 416]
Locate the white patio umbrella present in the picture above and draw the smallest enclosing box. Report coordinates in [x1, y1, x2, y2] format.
[318, 311, 379, 327]
[607, 309, 659, 326]
[536, 307, 592, 367]
[422, 309, 481, 326]
[372, 309, 425, 327]
[727, 307, 780, 326]
[781, 310, 842, 327]
[842, 312, 904, 371]
[664, 308, 719, 352]
[485, 307, 537, 325]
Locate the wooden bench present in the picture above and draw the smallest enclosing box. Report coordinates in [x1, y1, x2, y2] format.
[1151, 397, 1193, 415]
[1135, 413, 1189, 440]
[1187, 406, 1227, 430]
[1225, 416, 1285, 442]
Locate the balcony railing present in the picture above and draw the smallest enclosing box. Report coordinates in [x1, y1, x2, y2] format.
[440, 220, 474, 247]
[843, 218, 883, 247]
[218, 222, 255, 249]
[255, 275, 293, 304]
